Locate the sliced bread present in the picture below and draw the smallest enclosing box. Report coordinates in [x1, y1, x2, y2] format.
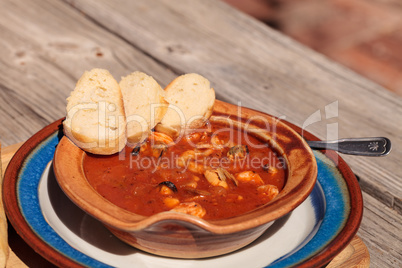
[63, 68, 127, 155]
[119, 71, 168, 145]
[155, 73, 215, 137]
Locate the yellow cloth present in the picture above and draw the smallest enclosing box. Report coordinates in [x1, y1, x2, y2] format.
[0, 141, 9, 267]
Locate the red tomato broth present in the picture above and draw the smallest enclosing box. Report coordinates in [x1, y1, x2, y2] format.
[83, 123, 287, 220]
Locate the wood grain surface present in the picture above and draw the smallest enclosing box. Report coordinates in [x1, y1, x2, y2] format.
[0, 142, 9, 268]
[326, 236, 370, 268]
[0, 0, 400, 267]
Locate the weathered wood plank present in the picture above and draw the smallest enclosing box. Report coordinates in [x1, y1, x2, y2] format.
[63, 0, 402, 214]
[0, 0, 400, 267]
[0, 0, 178, 147]
[358, 192, 402, 267]
[326, 236, 370, 268]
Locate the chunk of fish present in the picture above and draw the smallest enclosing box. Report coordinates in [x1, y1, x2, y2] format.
[170, 202, 206, 218]
[204, 169, 228, 189]
[163, 197, 180, 208]
[204, 168, 237, 189]
[257, 184, 279, 200]
[150, 131, 174, 145]
[235, 171, 264, 185]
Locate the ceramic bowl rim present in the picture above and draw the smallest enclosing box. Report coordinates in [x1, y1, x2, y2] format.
[53, 101, 318, 234]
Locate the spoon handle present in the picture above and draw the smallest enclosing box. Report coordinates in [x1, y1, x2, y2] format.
[306, 137, 391, 156]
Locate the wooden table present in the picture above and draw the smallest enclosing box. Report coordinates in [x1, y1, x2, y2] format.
[0, 0, 400, 267]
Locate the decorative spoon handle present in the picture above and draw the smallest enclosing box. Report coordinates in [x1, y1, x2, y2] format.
[306, 137, 391, 156]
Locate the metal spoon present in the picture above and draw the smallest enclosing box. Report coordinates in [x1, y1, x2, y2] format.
[306, 137, 391, 156]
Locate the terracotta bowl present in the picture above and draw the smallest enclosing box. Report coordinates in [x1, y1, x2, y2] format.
[53, 100, 317, 259]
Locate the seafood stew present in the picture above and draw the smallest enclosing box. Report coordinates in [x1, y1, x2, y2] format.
[84, 122, 287, 220]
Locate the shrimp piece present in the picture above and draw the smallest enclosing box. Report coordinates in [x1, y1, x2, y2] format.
[178, 148, 215, 165]
[177, 158, 205, 174]
[151, 132, 174, 157]
[185, 132, 202, 144]
[186, 162, 206, 174]
[217, 167, 238, 186]
[235, 171, 264, 185]
[157, 181, 177, 196]
[257, 185, 279, 200]
[195, 143, 213, 149]
[164, 197, 180, 208]
[176, 151, 207, 174]
[183, 180, 198, 189]
[170, 202, 206, 218]
[195, 148, 215, 157]
[204, 168, 237, 189]
[176, 151, 195, 169]
[150, 131, 174, 145]
[159, 185, 174, 195]
[204, 169, 229, 189]
[186, 130, 211, 144]
[211, 134, 227, 148]
[139, 132, 174, 157]
[196, 147, 224, 160]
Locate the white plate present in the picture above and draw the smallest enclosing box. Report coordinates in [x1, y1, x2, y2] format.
[39, 161, 323, 268]
[4, 119, 363, 267]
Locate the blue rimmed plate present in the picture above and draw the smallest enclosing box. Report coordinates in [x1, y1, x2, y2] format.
[3, 118, 363, 267]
